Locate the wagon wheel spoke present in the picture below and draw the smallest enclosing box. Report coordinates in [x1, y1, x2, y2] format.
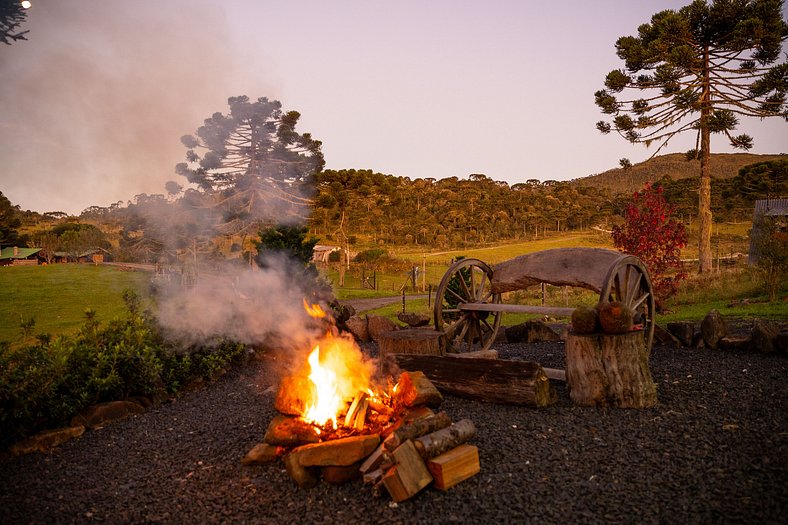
[625, 271, 642, 306]
[445, 287, 467, 304]
[458, 272, 472, 299]
[631, 291, 649, 312]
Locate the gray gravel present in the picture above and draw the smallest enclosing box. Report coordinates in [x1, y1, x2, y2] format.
[1, 341, 786, 524]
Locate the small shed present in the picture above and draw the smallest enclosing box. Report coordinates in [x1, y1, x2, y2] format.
[312, 245, 341, 263]
[0, 247, 42, 266]
[749, 198, 788, 264]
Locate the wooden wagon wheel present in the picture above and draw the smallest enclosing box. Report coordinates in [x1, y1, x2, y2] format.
[598, 255, 655, 352]
[434, 258, 502, 353]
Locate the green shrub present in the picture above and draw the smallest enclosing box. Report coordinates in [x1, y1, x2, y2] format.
[0, 290, 248, 450]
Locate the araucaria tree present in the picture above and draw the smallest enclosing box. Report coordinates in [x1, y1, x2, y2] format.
[595, 0, 788, 273]
[175, 96, 324, 236]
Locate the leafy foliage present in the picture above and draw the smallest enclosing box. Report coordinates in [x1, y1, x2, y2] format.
[0, 290, 247, 449]
[595, 0, 788, 272]
[612, 184, 688, 308]
[749, 211, 788, 301]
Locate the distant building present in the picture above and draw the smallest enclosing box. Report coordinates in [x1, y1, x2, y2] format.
[0, 246, 42, 266]
[749, 198, 788, 265]
[312, 245, 341, 263]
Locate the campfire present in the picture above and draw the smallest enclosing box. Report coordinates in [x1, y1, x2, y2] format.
[242, 301, 480, 502]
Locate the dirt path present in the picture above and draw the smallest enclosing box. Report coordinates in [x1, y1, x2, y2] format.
[339, 294, 428, 313]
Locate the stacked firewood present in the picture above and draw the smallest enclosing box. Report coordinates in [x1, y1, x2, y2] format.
[243, 371, 480, 502]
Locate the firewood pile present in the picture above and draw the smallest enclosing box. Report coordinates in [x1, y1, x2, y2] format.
[243, 370, 480, 502]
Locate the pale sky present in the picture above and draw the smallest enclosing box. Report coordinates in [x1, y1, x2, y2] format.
[1, 0, 786, 215]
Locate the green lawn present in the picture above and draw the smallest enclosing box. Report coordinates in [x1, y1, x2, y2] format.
[0, 264, 151, 344]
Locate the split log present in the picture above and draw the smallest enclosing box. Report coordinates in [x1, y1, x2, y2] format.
[344, 391, 369, 428]
[395, 370, 443, 408]
[565, 332, 657, 408]
[352, 398, 369, 430]
[382, 440, 433, 502]
[385, 412, 453, 451]
[359, 441, 392, 474]
[414, 419, 476, 459]
[363, 468, 384, 485]
[426, 444, 480, 490]
[293, 434, 380, 467]
[387, 355, 557, 407]
[379, 329, 445, 359]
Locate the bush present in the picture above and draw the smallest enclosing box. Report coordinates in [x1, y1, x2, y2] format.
[750, 212, 788, 301]
[612, 183, 687, 309]
[0, 290, 247, 450]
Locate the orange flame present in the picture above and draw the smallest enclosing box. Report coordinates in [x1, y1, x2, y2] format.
[303, 299, 326, 318]
[299, 333, 376, 429]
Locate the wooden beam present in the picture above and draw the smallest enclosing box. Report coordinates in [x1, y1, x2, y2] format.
[458, 303, 575, 317]
[387, 354, 557, 407]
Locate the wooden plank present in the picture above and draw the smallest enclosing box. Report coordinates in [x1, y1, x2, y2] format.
[427, 444, 480, 490]
[458, 303, 575, 317]
[388, 354, 557, 407]
[491, 247, 622, 294]
[383, 440, 433, 502]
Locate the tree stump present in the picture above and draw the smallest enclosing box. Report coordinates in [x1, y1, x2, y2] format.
[378, 329, 445, 359]
[565, 332, 657, 408]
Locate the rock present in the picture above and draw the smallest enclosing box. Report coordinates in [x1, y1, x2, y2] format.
[597, 301, 634, 335]
[750, 320, 780, 354]
[9, 426, 85, 456]
[397, 312, 430, 327]
[241, 443, 282, 466]
[345, 315, 369, 342]
[395, 370, 443, 408]
[700, 310, 727, 349]
[263, 415, 320, 447]
[776, 332, 788, 355]
[321, 462, 362, 485]
[653, 324, 681, 348]
[571, 306, 599, 335]
[505, 320, 561, 343]
[367, 315, 397, 343]
[284, 452, 320, 489]
[667, 322, 695, 347]
[70, 400, 146, 429]
[718, 336, 750, 352]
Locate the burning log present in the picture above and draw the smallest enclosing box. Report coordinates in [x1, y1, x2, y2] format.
[388, 354, 557, 407]
[291, 434, 381, 467]
[263, 415, 320, 447]
[344, 391, 369, 428]
[413, 419, 476, 459]
[395, 371, 443, 408]
[274, 376, 315, 416]
[384, 411, 452, 451]
[426, 444, 480, 490]
[382, 440, 433, 502]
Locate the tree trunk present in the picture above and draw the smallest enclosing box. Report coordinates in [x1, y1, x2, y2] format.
[378, 329, 445, 359]
[698, 44, 713, 273]
[385, 354, 557, 407]
[565, 332, 657, 408]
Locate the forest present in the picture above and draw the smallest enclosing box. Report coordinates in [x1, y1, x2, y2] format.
[2, 154, 787, 263]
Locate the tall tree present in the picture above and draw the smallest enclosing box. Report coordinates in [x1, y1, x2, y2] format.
[176, 96, 324, 237]
[0, 190, 22, 247]
[595, 0, 788, 272]
[1, 0, 29, 45]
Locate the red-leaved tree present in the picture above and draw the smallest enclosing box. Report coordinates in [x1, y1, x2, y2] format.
[612, 184, 687, 310]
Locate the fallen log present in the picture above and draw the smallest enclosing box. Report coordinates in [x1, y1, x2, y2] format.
[414, 419, 476, 459]
[386, 354, 557, 407]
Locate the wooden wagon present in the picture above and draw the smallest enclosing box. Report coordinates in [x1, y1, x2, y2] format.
[433, 247, 655, 353]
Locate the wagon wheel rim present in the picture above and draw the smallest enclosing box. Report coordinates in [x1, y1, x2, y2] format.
[598, 255, 655, 352]
[434, 258, 501, 353]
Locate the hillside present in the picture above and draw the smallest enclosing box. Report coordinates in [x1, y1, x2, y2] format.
[573, 153, 788, 195]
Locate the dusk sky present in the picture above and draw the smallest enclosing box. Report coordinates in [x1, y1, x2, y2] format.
[2, 0, 787, 215]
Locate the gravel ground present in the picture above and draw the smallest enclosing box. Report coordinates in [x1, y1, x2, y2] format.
[1, 340, 786, 525]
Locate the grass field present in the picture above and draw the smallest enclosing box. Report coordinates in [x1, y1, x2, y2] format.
[0, 265, 151, 344]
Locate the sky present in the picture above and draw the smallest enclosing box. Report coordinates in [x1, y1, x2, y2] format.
[1, 0, 787, 216]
